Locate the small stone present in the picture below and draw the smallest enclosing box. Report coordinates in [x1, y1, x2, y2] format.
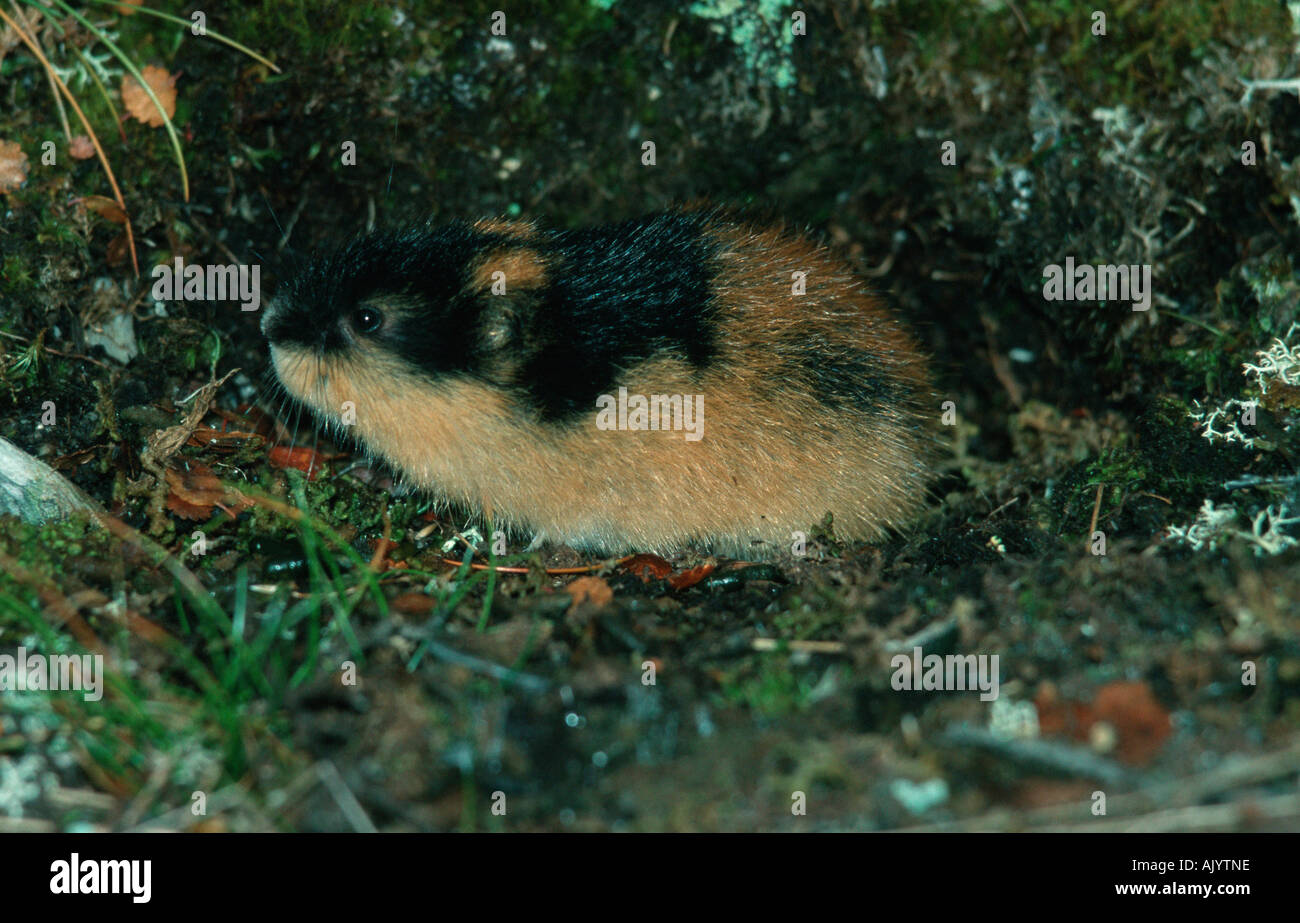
[84, 312, 139, 365]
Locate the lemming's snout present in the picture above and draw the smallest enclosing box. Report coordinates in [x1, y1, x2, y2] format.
[259, 298, 279, 337]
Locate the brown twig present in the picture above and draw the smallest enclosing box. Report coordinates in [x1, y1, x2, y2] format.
[985, 495, 1021, 521]
[368, 506, 393, 572]
[751, 638, 847, 655]
[980, 313, 1025, 407]
[0, 329, 113, 369]
[439, 556, 633, 576]
[1088, 483, 1104, 537]
[0, 549, 104, 653]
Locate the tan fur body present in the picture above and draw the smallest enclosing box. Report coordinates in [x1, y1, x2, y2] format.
[268, 213, 938, 557]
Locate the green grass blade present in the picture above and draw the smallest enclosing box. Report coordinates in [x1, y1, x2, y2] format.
[83, 0, 282, 73]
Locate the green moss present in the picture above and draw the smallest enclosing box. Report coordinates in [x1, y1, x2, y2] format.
[222, 0, 392, 60]
[0, 515, 105, 589]
[771, 593, 846, 640]
[907, 0, 1291, 106]
[1, 256, 35, 294]
[1053, 394, 1261, 537]
[716, 654, 817, 718]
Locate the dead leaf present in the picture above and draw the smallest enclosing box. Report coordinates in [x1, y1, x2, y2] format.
[621, 553, 673, 582]
[186, 424, 263, 452]
[77, 195, 128, 224]
[164, 463, 251, 520]
[567, 576, 613, 613]
[668, 561, 716, 590]
[0, 139, 28, 193]
[459, 615, 553, 664]
[140, 369, 238, 476]
[137, 369, 238, 533]
[48, 447, 98, 472]
[69, 135, 95, 160]
[269, 445, 327, 478]
[1091, 681, 1172, 767]
[1032, 683, 1085, 739]
[392, 593, 436, 616]
[1034, 680, 1171, 767]
[121, 65, 177, 127]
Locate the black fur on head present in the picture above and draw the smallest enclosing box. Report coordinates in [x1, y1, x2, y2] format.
[261, 220, 487, 372]
[263, 211, 724, 421]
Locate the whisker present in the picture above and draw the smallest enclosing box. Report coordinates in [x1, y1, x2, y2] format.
[309, 413, 321, 479]
[385, 116, 397, 206]
[260, 191, 286, 240]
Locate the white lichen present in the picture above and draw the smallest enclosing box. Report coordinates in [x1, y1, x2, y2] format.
[1166, 499, 1300, 557]
[1188, 398, 1259, 448]
[1189, 322, 1300, 444]
[1241, 322, 1300, 396]
[0, 753, 45, 819]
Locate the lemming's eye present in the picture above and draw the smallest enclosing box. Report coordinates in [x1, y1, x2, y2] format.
[351, 306, 384, 334]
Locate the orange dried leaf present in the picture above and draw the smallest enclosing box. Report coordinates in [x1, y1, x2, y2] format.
[186, 424, 262, 451]
[69, 135, 95, 160]
[1034, 680, 1171, 767]
[78, 195, 128, 225]
[667, 562, 716, 591]
[121, 66, 177, 127]
[165, 493, 211, 519]
[164, 463, 251, 520]
[1091, 681, 1172, 767]
[0, 139, 29, 193]
[268, 445, 326, 478]
[567, 576, 613, 612]
[621, 553, 673, 582]
[163, 464, 221, 505]
[392, 592, 436, 615]
[1033, 683, 1090, 738]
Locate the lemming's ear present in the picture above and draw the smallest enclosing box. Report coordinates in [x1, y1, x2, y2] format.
[480, 297, 523, 352]
[469, 246, 549, 383]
